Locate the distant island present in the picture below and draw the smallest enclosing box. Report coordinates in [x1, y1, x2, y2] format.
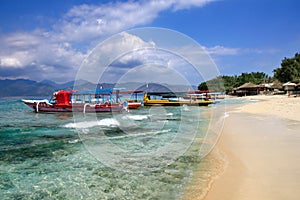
[0, 79, 197, 98]
[0, 79, 114, 97]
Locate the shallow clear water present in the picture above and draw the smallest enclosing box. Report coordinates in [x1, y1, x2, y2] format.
[0, 98, 231, 199]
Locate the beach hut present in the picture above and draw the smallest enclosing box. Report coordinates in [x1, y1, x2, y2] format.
[270, 80, 284, 95]
[283, 82, 297, 96]
[283, 82, 296, 91]
[235, 82, 259, 96]
[258, 82, 272, 94]
[295, 83, 300, 96]
[271, 80, 283, 90]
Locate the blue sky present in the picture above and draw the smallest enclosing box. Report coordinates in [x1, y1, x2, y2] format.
[0, 0, 299, 84]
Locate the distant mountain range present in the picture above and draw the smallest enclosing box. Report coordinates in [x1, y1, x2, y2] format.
[0, 79, 197, 97]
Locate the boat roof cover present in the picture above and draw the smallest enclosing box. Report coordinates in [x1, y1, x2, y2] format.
[74, 88, 113, 95]
[56, 90, 71, 105]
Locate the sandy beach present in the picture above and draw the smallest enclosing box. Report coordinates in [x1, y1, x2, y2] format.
[203, 95, 300, 200]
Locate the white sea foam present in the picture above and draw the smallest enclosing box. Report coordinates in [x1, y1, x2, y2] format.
[64, 118, 120, 129]
[122, 115, 149, 121]
[68, 139, 80, 144]
[148, 113, 174, 117]
[98, 118, 120, 126]
[182, 104, 190, 111]
[249, 99, 260, 102]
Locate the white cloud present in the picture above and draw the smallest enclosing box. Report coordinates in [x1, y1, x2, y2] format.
[204, 45, 280, 56]
[0, 0, 216, 81]
[171, 0, 217, 10]
[53, 0, 216, 42]
[0, 32, 85, 81]
[118, 64, 192, 85]
[0, 58, 22, 68]
[204, 45, 241, 55]
[77, 31, 218, 85]
[76, 32, 157, 83]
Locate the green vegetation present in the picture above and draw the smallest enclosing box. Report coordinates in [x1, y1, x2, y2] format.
[198, 52, 300, 93]
[273, 53, 300, 83]
[198, 72, 270, 93]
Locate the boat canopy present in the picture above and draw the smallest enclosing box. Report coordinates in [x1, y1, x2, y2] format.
[74, 88, 114, 95]
[56, 90, 71, 105]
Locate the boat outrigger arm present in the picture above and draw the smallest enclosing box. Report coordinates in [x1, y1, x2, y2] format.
[21, 99, 53, 105]
[21, 99, 53, 113]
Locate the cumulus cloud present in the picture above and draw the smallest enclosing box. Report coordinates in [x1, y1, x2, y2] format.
[0, 0, 216, 82]
[171, 0, 216, 10]
[0, 58, 22, 68]
[0, 31, 85, 81]
[76, 31, 218, 86]
[54, 0, 216, 42]
[76, 32, 157, 84]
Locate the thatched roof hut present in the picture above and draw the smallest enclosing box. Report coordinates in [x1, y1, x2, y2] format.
[237, 82, 259, 89]
[235, 82, 259, 96]
[283, 82, 296, 91]
[270, 80, 283, 90]
[283, 81, 296, 86]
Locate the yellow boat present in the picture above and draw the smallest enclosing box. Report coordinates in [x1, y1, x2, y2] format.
[143, 92, 213, 106]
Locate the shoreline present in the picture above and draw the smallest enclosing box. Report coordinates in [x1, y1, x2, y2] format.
[202, 95, 300, 200]
[235, 95, 300, 122]
[182, 146, 228, 200]
[182, 95, 300, 199]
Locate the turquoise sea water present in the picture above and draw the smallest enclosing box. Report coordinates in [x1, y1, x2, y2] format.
[0, 98, 235, 199]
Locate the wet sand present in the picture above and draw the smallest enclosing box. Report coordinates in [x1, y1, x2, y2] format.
[203, 96, 300, 200]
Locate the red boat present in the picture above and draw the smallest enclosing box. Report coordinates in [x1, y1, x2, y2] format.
[22, 89, 140, 113]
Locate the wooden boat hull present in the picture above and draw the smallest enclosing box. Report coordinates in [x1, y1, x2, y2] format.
[22, 100, 125, 113]
[127, 102, 142, 109]
[143, 92, 214, 106]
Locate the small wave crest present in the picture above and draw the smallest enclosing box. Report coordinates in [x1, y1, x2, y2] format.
[64, 118, 120, 129]
[249, 99, 260, 102]
[68, 139, 80, 144]
[122, 115, 149, 121]
[182, 105, 190, 111]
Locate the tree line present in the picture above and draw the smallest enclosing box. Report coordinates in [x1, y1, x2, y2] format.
[198, 52, 300, 93]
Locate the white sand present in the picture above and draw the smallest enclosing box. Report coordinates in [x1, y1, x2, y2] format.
[202, 95, 300, 200]
[237, 95, 300, 122]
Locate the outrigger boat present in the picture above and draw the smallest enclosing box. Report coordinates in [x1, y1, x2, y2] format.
[143, 91, 214, 106]
[117, 90, 144, 109]
[22, 88, 140, 113]
[187, 90, 225, 100]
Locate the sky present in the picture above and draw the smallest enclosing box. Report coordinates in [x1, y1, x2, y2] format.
[0, 0, 299, 85]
